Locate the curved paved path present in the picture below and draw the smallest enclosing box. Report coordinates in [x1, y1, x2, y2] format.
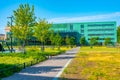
[2, 47, 80, 80]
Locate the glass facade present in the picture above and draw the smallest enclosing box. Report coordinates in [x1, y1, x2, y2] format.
[51, 21, 117, 45]
[70, 24, 73, 30]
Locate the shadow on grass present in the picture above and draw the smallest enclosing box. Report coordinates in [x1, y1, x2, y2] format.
[0, 64, 20, 78]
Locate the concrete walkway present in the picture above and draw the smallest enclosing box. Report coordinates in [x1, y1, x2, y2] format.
[2, 47, 80, 80]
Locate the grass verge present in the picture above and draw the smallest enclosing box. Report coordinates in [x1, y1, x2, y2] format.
[61, 46, 120, 80]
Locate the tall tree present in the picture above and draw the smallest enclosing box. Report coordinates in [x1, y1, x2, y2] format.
[117, 26, 120, 43]
[104, 37, 111, 46]
[55, 32, 62, 50]
[69, 37, 75, 48]
[80, 37, 86, 46]
[12, 4, 36, 53]
[34, 19, 52, 52]
[89, 37, 99, 48]
[65, 35, 71, 47]
[49, 30, 55, 49]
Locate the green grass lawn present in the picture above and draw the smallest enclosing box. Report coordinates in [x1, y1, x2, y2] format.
[0, 51, 46, 78]
[80, 46, 120, 52]
[61, 46, 120, 80]
[0, 46, 70, 78]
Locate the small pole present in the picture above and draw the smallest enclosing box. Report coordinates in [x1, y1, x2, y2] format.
[36, 59, 38, 63]
[7, 16, 13, 53]
[23, 63, 25, 69]
[13, 66, 15, 72]
[31, 61, 32, 66]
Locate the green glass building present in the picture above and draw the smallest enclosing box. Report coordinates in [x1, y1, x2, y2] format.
[51, 21, 117, 45]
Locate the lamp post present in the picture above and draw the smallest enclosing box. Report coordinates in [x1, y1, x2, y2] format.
[7, 16, 13, 53]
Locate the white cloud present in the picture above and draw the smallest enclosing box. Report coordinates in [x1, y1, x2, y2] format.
[47, 12, 120, 23]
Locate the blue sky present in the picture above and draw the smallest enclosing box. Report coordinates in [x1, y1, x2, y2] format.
[0, 0, 120, 33]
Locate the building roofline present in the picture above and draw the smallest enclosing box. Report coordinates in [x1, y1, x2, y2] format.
[53, 21, 116, 24]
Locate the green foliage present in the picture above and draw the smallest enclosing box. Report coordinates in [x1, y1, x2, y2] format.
[65, 35, 70, 46]
[42, 50, 65, 56]
[12, 4, 36, 40]
[49, 30, 55, 45]
[80, 36, 86, 46]
[117, 26, 120, 43]
[0, 48, 65, 78]
[104, 37, 111, 46]
[69, 37, 75, 46]
[89, 37, 99, 46]
[34, 19, 52, 51]
[0, 52, 46, 78]
[49, 30, 55, 49]
[54, 32, 62, 50]
[65, 35, 75, 47]
[12, 4, 36, 53]
[34, 19, 51, 43]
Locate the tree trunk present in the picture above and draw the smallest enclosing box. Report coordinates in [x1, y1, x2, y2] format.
[67, 45, 69, 48]
[22, 40, 26, 54]
[90, 45, 93, 49]
[41, 42, 44, 52]
[58, 45, 60, 50]
[51, 44, 54, 50]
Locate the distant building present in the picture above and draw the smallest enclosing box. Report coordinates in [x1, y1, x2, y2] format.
[51, 21, 117, 45]
[4, 27, 11, 40]
[0, 34, 5, 40]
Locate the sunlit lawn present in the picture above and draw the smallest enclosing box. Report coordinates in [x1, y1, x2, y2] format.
[61, 46, 120, 80]
[80, 46, 120, 52]
[0, 46, 71, 68]
[26, 46, 72, 55]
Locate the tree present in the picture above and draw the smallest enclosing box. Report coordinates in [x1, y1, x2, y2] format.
[54, 32, 62, 50]
[89, 37, 99, 48]
[117, 26, 120, 43]
[80, 37, 86, 46]
[104, 37, 111, 46]
[65, 36, 75, 48]
[69, 37, 75, 48]
[12, 4, 36, 53]
[49, 30, 55, 49]
[34, 19, 52, 52]
[65, 35, 71, 47]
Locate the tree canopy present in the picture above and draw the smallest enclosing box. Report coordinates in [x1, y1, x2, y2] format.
[117, 26, 120, 43]
[11, 4, 36, 53]
[65, 35, 71, 46]
[104, 37, 111, 46]
[54, 31, 62, 50]
[80, 37, 86, 46]
[89, 37, 99, 46]
[49, 30, 55, 45]
[34, 19, 52, 51]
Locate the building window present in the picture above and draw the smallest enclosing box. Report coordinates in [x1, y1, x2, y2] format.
[88, 33, 114, 36]
[81, 24, 84, 28]
[81, 34, 84, 36]
[88, 28, 114, 31]
[88, 38, 114, 40]
[81, 24, 84, 33]
[70, 24, 73, 30]
[87, 24, 114, 27]
[81, 30, 84, 33]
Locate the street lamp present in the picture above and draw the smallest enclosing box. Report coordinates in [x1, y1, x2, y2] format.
[7, 16, 13, 53]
